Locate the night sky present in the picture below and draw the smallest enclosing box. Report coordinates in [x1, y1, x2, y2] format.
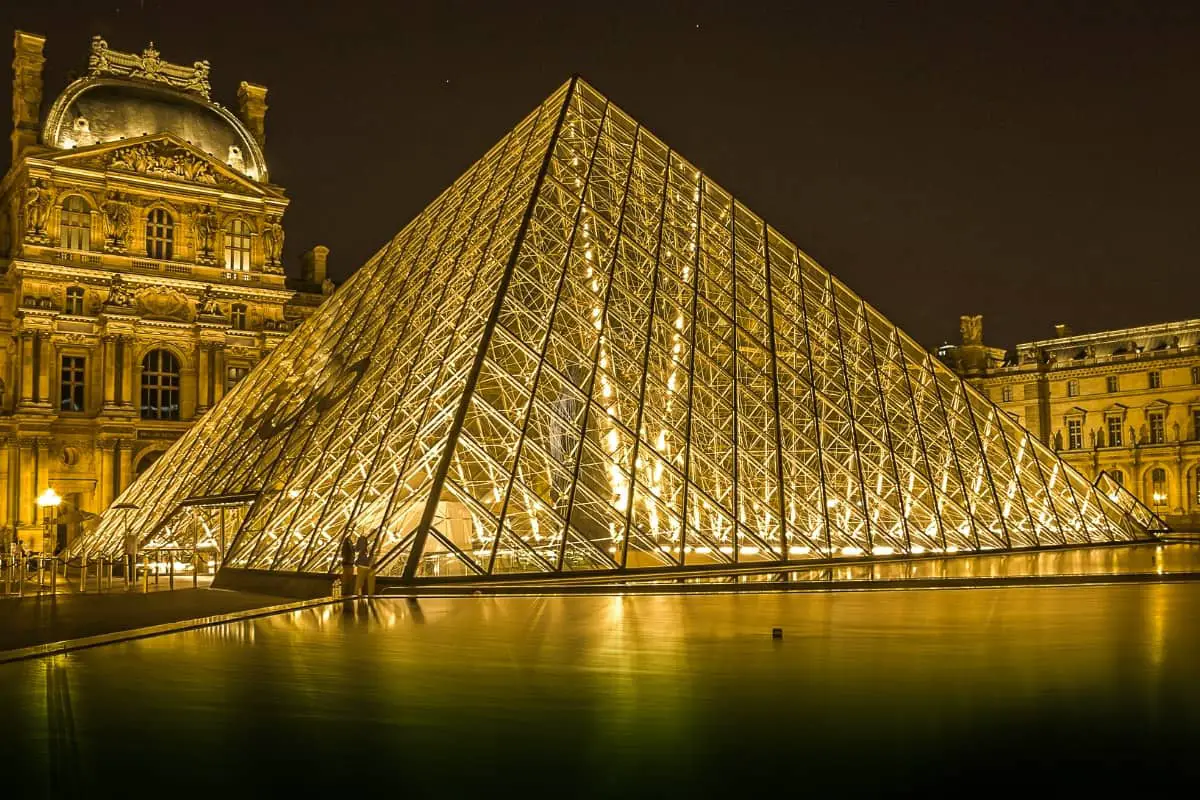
[2, 1, 1197, 350]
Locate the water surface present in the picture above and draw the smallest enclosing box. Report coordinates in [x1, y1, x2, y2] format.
[4, 584, 1198, 797]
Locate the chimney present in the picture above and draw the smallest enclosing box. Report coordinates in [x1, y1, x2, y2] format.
[11, 31, 46, 163]
[1053, 323, 1073, 338]
[302, 245, 329, 285]
[237, 81, 268, 148]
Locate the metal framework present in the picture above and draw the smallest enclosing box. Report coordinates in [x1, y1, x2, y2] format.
[77, 78, 1158, 583]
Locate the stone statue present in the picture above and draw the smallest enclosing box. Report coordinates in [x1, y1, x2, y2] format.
[321, 277, 335, 296]
[102, 193, 132, 248]
[23, 179, 50, 236]
[262, 216, 284, 265]
[196, 286, 222, 316]
[195, 206, 218, 256]
[960, 314, 983, 346]
[87, 36, 110, 75]
[105, 275, 136, 308]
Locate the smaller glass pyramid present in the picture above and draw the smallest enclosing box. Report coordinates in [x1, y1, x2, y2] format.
[78, 78, 1158, 584]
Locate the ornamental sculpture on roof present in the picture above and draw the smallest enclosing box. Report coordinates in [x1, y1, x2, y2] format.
[87, 36, 212, 100]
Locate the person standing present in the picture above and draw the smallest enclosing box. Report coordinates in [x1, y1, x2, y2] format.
[353, 534, 372, 596]
[340, 535, 355, 595]
[123, 528, 139, 587]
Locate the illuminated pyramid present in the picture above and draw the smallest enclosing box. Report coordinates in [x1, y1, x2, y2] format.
[80, 78, 1156, 583]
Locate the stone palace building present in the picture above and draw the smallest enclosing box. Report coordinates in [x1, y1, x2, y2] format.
[942, 315, 1200, 530]
[1, 32, 329, 552]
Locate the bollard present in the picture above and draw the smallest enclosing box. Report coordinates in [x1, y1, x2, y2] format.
[50, 557, 57, 596]
[192, 551, 198, 589]
[37, 556, 44, 596]
[169, 554, 175, 591]
[18, 556, 25, 597]
[143, 554, 150, 593]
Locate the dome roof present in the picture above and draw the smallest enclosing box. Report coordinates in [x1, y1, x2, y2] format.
[42, 77, 268, 181]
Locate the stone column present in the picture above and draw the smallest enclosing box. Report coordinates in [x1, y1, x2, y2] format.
[97, 442, 115, 510]
[35, 334, 51, 405]
[118, 442, 134, 498]
[18, 332, 34, 406]
[0, 437, 10, 536]
[196, 344, 211, 412]
[16, 438, 35, 528]
[212, 347, 226, 405]
[120, 336, 136, 408]
[102, 335, 117, 408]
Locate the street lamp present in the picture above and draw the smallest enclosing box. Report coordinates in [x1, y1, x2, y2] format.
[36, 488, 62, 553]
[36, 488, 62, 594]
[112, 501, 140, 587]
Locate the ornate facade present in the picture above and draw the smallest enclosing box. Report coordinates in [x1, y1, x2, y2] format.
[0, 32, 329, 553]
[942, 315, 1200, 529]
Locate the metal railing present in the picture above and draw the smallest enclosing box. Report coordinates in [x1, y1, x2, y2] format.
[0, 547, 213, 597]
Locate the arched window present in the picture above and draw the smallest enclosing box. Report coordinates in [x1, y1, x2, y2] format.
[140, 349, 181, 420]
[230, 303, 248, 330]
[145, 208, 174, 260]
[1150, 468, 1167, 506]
[135, 450, 164, 477]
[60, 196, 91, 251]
[64, 286, 85, 315]
[225, 218, 252, 271]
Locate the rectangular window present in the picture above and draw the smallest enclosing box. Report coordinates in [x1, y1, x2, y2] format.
[1107, 416, 1123, 447]
[1149, 371, 1162, 389]
[1106, 375, 1119, 393]
[226, 366, 250, 390]
[1149, 411, 1165, 444]
[1066, 380, 1079, 397]
[1000, 386, 1013, 403]
[60, 355, 85, 412]
[1067, 419, 1083, 450]
[1193, 409, 1200, 441]
[1192, 366, 1200, 385]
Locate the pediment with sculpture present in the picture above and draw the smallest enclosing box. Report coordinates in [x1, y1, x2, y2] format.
[50, 135, 273, 196]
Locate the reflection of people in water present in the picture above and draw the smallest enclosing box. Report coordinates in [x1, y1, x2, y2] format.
[340, 535, 355, 594]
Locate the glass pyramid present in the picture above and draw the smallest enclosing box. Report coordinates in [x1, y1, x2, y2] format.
[79, 78, 1156, 583]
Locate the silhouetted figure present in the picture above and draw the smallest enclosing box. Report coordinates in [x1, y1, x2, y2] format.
[353, 535, 374, 596]
[340, 536, 355, 594]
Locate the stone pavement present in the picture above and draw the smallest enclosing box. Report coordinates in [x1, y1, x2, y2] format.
[0, 587, 285, 652]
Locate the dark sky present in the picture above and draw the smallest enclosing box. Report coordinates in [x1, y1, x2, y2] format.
[2, 1, 1197, 349]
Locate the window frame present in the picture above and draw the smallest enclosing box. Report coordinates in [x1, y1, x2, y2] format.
[64, 286, 85, 316]
[140, 348, 181, 421]
[224, 218, 253, 271]
[1066, 418, 1083, 450]
[1066, 379, 1080, 398]
[1150, 468, 1167, 506]
[1106, 375, 1119, 393]
[1148, 411, 1165, 444]
[226, 364, 250, 391]
[145, 208, 175, 261]
[60, 195, 91, 252]
[1148, 370, 1162, 389]
[1000, 385, 1013, 403]
[1106, 415, 1123, 448]
[230, 303, 248, 330]
[59, 354, 86, 412]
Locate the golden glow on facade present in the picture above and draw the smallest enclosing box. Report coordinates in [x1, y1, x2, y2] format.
[78, 78, 1156, 582]
[0, 32, 327, 554]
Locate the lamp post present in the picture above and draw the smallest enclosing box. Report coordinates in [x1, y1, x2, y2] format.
[36, 488, 62, 595]
[112, 501, 140, 589]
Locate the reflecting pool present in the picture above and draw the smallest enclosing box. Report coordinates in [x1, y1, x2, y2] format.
[4, 583, 1199, 797]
